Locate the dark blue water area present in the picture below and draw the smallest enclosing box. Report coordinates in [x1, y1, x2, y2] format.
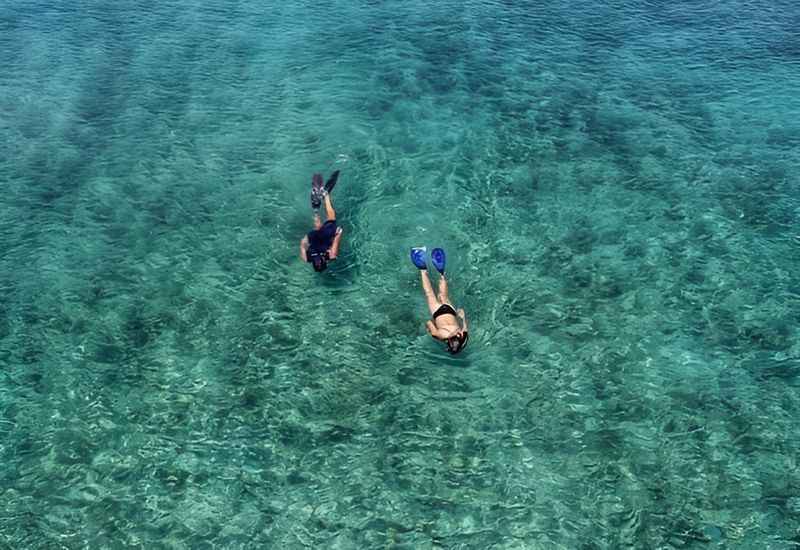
[1, 0, 799, 547]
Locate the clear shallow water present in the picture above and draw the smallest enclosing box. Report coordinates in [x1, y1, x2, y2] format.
[2, 0, 800, 547]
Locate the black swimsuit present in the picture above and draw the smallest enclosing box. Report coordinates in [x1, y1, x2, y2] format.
[306, 220, 337, 262]
[432, 303, 458, 320]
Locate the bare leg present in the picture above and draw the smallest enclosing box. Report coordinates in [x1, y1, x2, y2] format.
[420, 270, 441, 315]
[323, 194, 336, 221]
[437, 274, 450, 304]
[313, 211, 322, 230]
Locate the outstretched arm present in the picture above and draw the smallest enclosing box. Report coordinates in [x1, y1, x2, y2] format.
[328, 227, 343, 259]
[299, 236, 309, 262]
[426, 320, 445, 341]
[426, 320, 439, 339]
[458, 308, 468, 332]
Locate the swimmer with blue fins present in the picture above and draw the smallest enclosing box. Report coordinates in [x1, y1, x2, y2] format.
[300, 170, 342, 272]
[410, 247, 469, 354]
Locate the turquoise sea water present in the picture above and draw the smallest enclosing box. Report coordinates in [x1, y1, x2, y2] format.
[2, 0, 800, 547]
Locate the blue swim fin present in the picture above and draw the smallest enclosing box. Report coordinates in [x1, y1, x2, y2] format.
[410, 247, 428, 270]
[431, 248, 446, 274]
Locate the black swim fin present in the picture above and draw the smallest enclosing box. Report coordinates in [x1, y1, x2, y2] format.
[324, 170, 340, 194]
[311, 173, 323, 209]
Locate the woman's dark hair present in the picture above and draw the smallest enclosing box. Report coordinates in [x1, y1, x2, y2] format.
[446, 332, 468, 354]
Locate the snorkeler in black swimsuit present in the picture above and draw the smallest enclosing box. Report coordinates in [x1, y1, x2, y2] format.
[300, 171, 342, 272]
[410, 247, 469, 354]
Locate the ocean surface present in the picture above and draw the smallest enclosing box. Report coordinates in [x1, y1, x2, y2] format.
[2, 0, 799, 548]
